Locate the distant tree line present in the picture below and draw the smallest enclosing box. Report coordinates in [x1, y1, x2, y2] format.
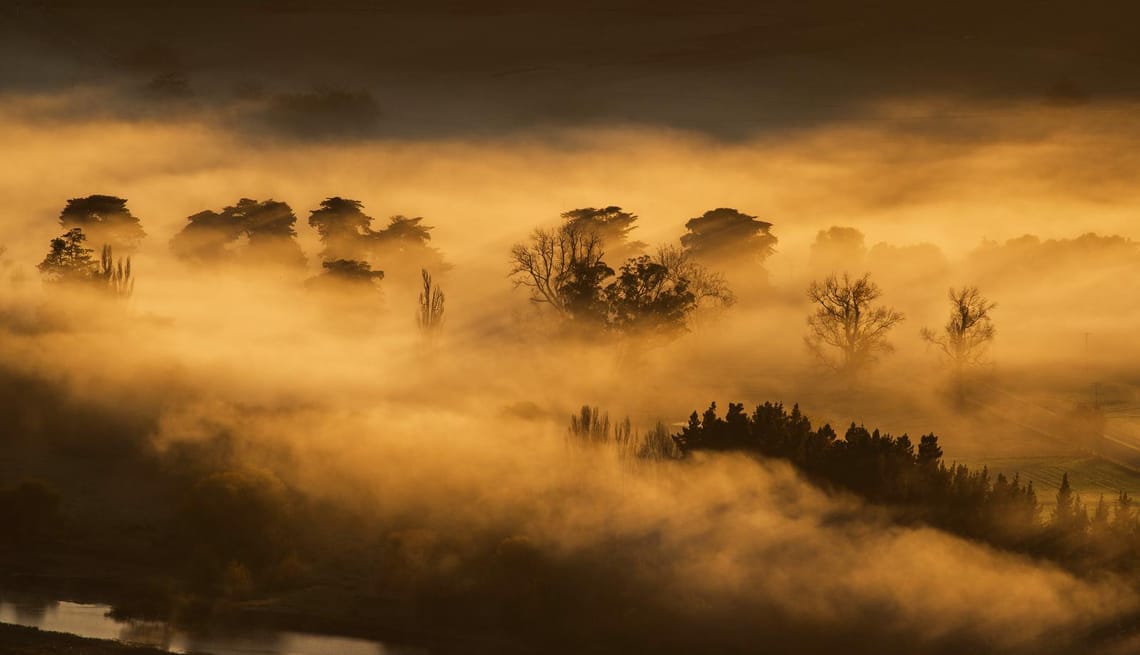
[672, 400, 1140, 577]
[32, 196, 1008, 395]
[33, 194, 449, 334]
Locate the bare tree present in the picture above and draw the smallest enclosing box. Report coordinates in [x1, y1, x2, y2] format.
[417, 268, 445, 334]
[805, 273, 904, 378]
[921, 286, 996, 402]
[508, 222, 608, 317]
[654, 245, 734, 309]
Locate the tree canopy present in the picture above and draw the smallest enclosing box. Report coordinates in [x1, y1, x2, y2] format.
[308, 197, 376, 262]
[170, 198, 306, 267]
[58, 195, 146, 253]
[561, 206, 646, 262]
[680, 208, 777, 264]
[809, 225, 866, 273]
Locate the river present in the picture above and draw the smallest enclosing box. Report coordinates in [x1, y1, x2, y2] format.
[0, 594, 420, 655]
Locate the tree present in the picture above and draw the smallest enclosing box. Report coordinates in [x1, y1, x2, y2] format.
[510, 220, 708, 336]
[242, 199, 306, 267]
[417, 268, 445, 335]
[95, 245, 134, 298]
[603, 255, 696, 335]
[562, 206, 646, 262]
[38, 229, 134, 297]
[58, 195, 146, 253]
[38, 228, 95, 283]
[170, 199, 306, 268]
[654, 245, 734, 309]
[809, 226, 866, 273]
[1053, 472, 1076, 526]
[169, 208, 248, 263]
[921, 286, 996, 375]
[917, 434, 943, 468]
[371, 215, 448, 279]
[805, 273, 904, 378]
[317, 259, 384, 285]
[509, 221, 609, 318]
[680, 208, 777, 264]
[308, 197, 376, 261]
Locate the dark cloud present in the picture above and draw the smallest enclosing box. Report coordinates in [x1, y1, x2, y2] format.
[2, 2, 1139, 139]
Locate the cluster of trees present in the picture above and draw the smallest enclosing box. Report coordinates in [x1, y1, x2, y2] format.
[674, 402, 1038, 540]
[508, 207, 770, 335]
[169, 195, 447, 280]
[672, 400, 1140, 576]
[509, 209, 996, 393]
[35, 194, 447, 331]
[37, 196, 139, 297]
[39, 230, 134, 298]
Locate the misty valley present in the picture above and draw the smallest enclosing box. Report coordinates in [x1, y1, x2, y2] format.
[6, 3, 1140, 654]
[2, 183, 1139, 655]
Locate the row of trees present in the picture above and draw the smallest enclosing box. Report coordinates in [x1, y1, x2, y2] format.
[672, 401, 1140, 573]
[508, 208, 997, 395]
[37, 193, 446, 279]
[35, 196, 996, 367]
[35, 194, 448, 330]
[805, 273, 997, 384]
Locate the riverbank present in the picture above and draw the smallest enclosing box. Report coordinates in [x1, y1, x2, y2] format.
[0, 622, 170, 655]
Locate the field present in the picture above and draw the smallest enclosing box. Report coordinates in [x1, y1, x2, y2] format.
[958, 455, 1140, 514]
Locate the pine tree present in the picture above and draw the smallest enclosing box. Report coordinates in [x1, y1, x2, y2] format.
[1053, 472, 1075, 526]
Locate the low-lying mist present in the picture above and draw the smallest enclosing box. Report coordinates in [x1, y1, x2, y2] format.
[4, 90, 1140, 653]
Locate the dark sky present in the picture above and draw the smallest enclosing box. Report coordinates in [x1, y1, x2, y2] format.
[3, 1, 1139, 138]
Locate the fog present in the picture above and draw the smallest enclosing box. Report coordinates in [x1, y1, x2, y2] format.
[4, 41, 1140, 653]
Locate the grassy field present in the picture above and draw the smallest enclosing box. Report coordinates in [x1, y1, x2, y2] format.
[957, 454, 1140, 513]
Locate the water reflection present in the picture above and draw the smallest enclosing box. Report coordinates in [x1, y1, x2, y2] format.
[0, 594, 406, 655]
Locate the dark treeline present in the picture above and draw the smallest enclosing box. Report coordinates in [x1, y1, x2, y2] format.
[674, 401, 1140, 577]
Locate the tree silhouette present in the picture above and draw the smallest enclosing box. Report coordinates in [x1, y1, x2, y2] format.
[603, 255, 696, 335]
[306, 259, 385, 294]
[308, 197, 376, 261]
[562, 206, 646, 262]
[38, 228, 95, 283]
[95, 245, 134, 298]
[38, 229, 134, 297]
[171, 199, 306, 267]
[805, 273, 904, 378]
[654, 245, 734, 309]
[243, 199, 306, 267]
[509, 221, 609, 318]
[371, 215, 448, 279]
[1052, 472, 1086, 532]
[921, 286, 996, 405]
[511, 217, 716, 335]
[169, 208, 248, 263]
[809, 226, 866, 273]
[917, 434, 943, 467]
[417, 268, 445, 335]
[921, 287, 996, 372]
[680, 208, 777, 264]
[58, 195, 146, 253]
